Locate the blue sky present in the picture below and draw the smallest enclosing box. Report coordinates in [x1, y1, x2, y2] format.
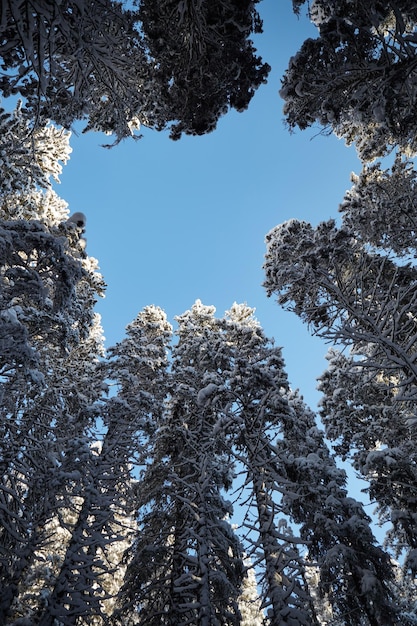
[58, 0, 362, 411]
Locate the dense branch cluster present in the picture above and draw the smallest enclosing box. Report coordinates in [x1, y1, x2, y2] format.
[281, 1, 417, 159]
[0, 0, 269, 141]
[138, 0, 269, 139]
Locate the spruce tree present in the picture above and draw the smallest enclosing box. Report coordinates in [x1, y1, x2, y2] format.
[36, 306, 172, 625]
[263, 155, 417, 567]
[281, 392, 397, 625]
[0, 106, 105, 623]
[113, 301, 244, 626]
[220, 303, 318, 626]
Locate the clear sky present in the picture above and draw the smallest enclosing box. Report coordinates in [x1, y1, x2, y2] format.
[58, 0, 362, 412]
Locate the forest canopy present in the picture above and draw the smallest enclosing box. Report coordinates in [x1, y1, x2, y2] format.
[1, 1, 417, 625]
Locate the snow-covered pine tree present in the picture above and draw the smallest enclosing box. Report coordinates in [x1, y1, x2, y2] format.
[92, 305, 174, 623]
[281, 392, 397, 626]
[0, 113, 178, 626]
[219, 303, 319, 626]
[339, 156, 417, 258]
[101, 306, 173, 504]
[5, 310, 106, 625]
[263, 219, 417, 536]
[318, 348, 417, 563]
[0, 106, 106, 623]
[137, 0, 270, 140]
[271, 1, 417, 619]
[0, 0, 269, 142]
[112, 300, 245, 626]
[263, 150, 417, 613]
[281, 1, 417, 160]
[34, 272, 172, 626]
[264, 215, 417, 397]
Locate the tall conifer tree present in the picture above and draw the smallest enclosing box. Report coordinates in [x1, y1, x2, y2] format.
[113, 301, 244, 626]
[281, 392, 397, 625]
[0, 106, 105, 623]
